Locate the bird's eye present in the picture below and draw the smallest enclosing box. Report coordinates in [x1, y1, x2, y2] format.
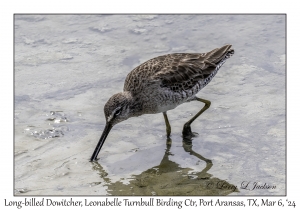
[115, 109, 121, 116]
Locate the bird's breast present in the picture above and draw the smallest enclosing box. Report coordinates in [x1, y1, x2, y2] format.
[138, 88, 197, 114]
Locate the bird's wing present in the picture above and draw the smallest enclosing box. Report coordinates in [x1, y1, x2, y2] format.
[152, 45, 233, 91]
[124, 45, 233, 94]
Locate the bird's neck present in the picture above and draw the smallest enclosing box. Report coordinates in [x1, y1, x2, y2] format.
[121, 91, 134, 104]
[121, 91, 143, 117]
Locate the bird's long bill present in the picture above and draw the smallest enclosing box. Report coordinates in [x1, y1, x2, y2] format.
[90, 123, 113, 162]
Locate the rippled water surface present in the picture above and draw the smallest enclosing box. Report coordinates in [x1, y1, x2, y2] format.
[14, 14, 285, 195]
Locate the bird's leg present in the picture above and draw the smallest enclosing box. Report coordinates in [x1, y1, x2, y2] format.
[163, 111, 171, 137]
[182, 97, 211, 137]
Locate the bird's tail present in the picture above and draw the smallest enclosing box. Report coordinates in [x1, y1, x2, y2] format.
[205, 44, 234, 65]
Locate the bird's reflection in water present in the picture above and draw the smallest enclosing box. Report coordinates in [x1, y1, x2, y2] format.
[92, 137, 238, 196]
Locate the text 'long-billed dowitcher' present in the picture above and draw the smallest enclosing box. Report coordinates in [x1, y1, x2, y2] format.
[90, 44, 234, 161]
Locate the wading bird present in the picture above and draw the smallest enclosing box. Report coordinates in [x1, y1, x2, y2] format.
[90, 44, 234, 161]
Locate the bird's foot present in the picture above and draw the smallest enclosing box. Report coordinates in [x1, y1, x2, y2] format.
[182, 124, 199, 138]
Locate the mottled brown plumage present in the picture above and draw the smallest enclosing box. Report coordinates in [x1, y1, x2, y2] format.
[91, 44, 234, 161]
[124, 44, 233, 94]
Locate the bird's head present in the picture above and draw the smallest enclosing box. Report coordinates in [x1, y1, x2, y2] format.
[90, 91, 136, 161]
[104, 92, 133, 126]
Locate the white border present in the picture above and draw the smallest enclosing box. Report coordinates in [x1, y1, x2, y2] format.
[2, 0, 298, 209]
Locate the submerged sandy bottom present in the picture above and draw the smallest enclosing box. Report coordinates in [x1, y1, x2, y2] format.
[14, 15, 285, 195]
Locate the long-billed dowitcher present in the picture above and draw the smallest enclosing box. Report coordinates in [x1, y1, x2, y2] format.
[90, 44, 234, 161]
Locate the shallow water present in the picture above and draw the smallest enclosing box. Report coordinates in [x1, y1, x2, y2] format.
[14, 14, 285, 195]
